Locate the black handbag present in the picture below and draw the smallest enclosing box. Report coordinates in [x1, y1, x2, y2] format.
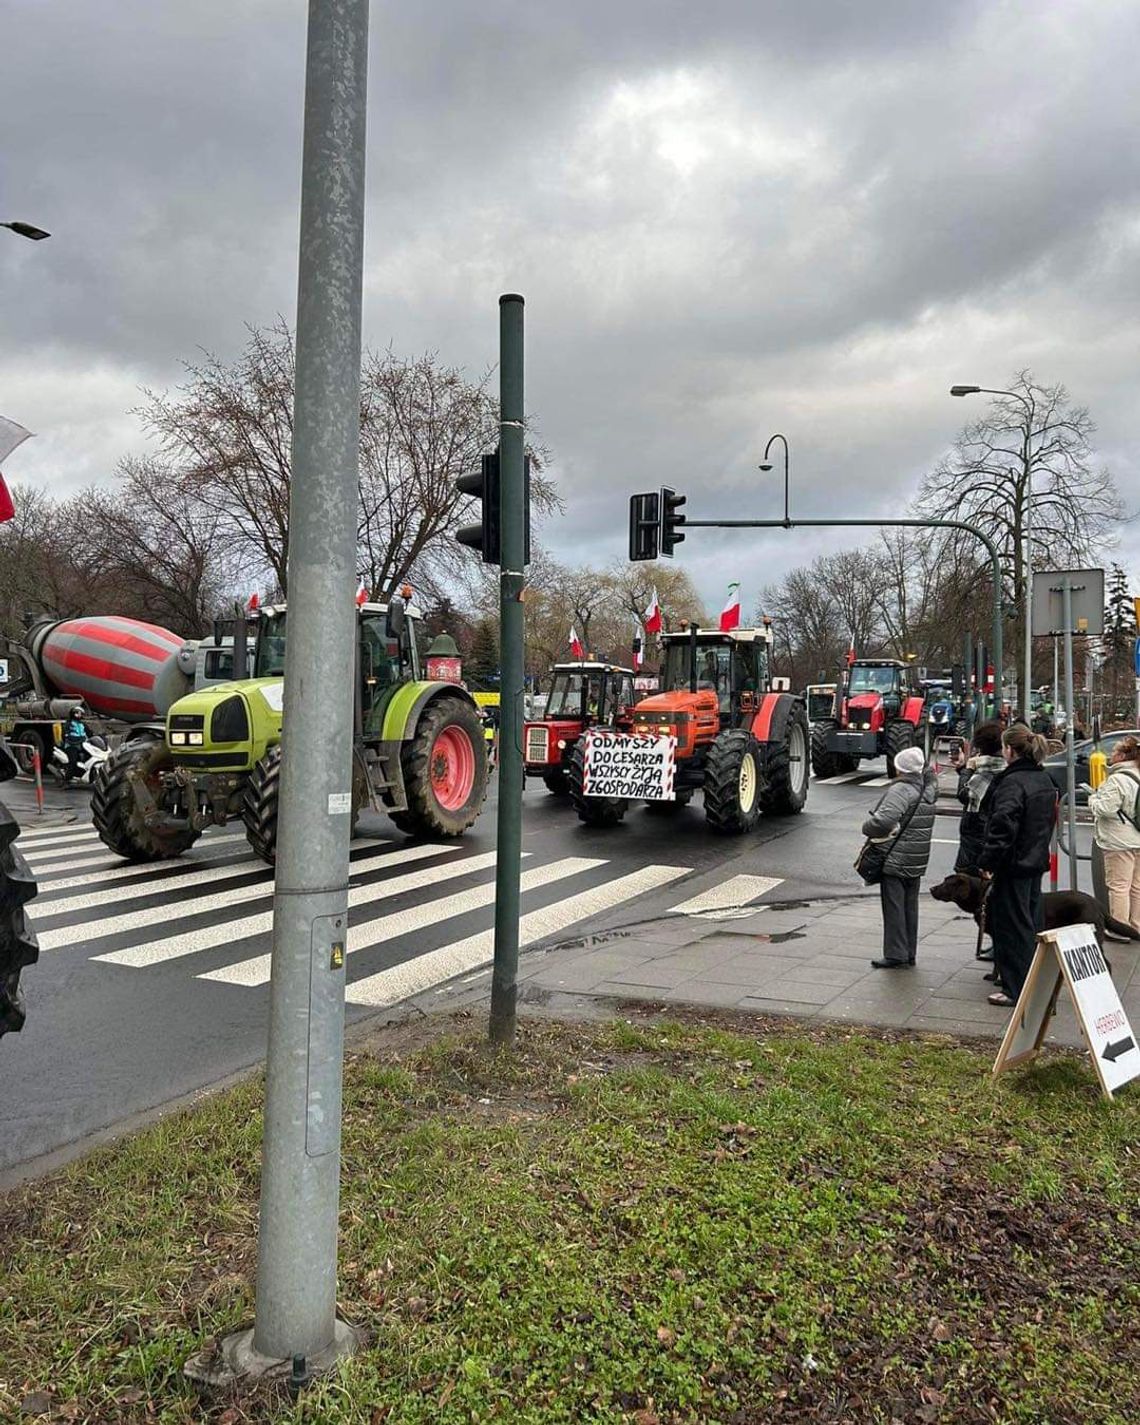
[854, 787, 922, 885]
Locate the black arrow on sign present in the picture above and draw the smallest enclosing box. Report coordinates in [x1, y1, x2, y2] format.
[1102, 1037, 1136, 1063]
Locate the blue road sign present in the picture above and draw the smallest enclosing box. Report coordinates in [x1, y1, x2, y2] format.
[1133, 637, 1140, 677]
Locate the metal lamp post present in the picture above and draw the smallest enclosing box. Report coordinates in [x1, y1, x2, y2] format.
[759, 433, 790, 526]
[1, 222, 51, 241]
[950, 384, 1036, 718]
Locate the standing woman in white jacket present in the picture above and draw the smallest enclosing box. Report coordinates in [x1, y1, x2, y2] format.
[1089, 736, 1140, 933]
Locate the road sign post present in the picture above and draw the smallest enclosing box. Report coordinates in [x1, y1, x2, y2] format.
[489, 294, 527, 1046]
[186, 0, 369, 1384]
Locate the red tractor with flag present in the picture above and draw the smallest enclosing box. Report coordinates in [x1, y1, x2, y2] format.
[569, 621, 809, 831]
[810, 657, 926, 778]
[524, 661, 637, 796]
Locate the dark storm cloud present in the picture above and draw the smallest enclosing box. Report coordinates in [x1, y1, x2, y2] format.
[2, 0, 1138, 604]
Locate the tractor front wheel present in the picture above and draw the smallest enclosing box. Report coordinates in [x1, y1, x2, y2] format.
[810, 720, 840, 778]
[242, 745, 282, 865]
[703, 729, 762, 835]
[760, 705, 810, 815]
[390, 697, 488, 838]
[92, 738, 200, 862]
[884, 719, 915, 777]
[569, 740, 627, 827]
[543, 768, 571, 798]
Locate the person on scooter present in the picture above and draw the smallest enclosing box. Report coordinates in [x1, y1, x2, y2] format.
[62, 706, 89, 781]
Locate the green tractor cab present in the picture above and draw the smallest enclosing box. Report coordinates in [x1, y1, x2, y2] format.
[92, 599, 488, 865]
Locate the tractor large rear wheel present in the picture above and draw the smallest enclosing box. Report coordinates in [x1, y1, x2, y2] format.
[703, 729, 762, 835]
[92, 738, 200, 862]
[242, 745, 281, 865]
[389, 697, 488, 838]
[568, 739, 628, 827]
[884, 719, 915, 778]
[760, 705, 810, 816]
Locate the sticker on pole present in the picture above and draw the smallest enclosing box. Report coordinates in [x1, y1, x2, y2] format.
[994, 922, 1140, 1098]
[327, 792, 352, 815]
[581, 729, 676, 802]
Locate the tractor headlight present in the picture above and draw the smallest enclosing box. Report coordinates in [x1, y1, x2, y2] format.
[557, 738, 566, 749]
[188, 732, 204, 746]
[171, 732, 187, 746]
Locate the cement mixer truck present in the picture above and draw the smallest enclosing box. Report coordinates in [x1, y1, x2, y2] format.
[0, 616, 236, 771]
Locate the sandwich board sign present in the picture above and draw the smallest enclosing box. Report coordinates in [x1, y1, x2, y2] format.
[993, 923, 1140, 1099]
[581, 729, 676, 802]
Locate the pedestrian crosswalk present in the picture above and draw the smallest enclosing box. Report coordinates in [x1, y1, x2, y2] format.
[16, 819, 785, 1010]
[813, 770, 892, 787]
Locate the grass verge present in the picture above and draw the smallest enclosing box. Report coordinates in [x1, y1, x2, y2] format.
[2, 1009, 1138, 1424]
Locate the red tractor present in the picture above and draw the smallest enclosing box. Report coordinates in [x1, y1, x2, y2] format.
[524, 661, 637, 797]
[810, 658, 926, 778]
[569, 624, 809, 831]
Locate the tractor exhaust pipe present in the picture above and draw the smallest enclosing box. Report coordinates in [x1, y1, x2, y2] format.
[689, 622, 698, 694]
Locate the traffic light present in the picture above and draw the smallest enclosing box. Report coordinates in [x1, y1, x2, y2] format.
[455, 449, 531, 567]
[628, 492, 660, 561]
[455, 451, 501, 565]
[661, 486, 686, 557]
[0, 753, 39, 1038]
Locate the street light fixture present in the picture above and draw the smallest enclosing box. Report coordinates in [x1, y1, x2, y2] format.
[1, 222, 51, 241]
[759, 432, 790, 527]
[950, 383, 1036, 718]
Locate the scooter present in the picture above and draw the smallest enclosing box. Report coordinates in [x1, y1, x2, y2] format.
[48, 735, 110, 787]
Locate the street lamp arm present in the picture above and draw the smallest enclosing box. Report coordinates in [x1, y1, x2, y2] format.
[759, 432, 790, 527]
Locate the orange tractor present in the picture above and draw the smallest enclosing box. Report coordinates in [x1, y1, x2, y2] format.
[523, 661, 637, 797]
[569, 623, 809, 831]
[810, 658, 926, 778]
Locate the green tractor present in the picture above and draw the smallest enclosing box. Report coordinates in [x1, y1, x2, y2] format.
[92, 597, 488, 864]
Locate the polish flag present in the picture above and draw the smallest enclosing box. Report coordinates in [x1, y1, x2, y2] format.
[718, 582, 741, 632]
[569, 626, 584, 659]
[355, 579, 370, 607]
[643, 587, 662, 635]
[0, 476, 13, 524]
[247, 591, 260, 612]
[632, 624, 643, 671]
[846, 635, 857, 668]
[0, 416, 33, 525]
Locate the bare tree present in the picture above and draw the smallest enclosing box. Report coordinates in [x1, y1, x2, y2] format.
[915, 372, 1122, 707]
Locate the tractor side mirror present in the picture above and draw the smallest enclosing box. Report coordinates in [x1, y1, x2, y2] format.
[212, 619, 223, 648]
[386, 600, 406, 641]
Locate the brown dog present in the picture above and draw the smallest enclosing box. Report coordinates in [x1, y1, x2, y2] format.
[929, 871, 1139, 953]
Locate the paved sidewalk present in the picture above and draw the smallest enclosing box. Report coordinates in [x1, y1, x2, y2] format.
[507, 888, 1140, 1051]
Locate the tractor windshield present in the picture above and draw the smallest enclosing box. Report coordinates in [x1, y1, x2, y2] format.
[662, 641, 760, 715]
[546, 672, 602, 719]
[848, 665, 898, 696]
[255, 614, 288, 678]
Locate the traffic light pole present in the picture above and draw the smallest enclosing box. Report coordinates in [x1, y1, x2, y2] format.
[682, 516, 1005, 721]
[187, 0, 369, 1385]
[489, 294, 526, 1045]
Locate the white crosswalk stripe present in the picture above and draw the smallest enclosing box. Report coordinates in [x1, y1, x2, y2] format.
[346, 862, 690, 1007]
[813, 770, 876, 785]
[16, 825, 99, 850]
[34, 839, 389, 920]
[204, 854, 599, 987]
[863, 776, 891, 787]
[29, 826, 695, 1012]
[17, 823, 91, 844]
[26, 833, 248, 877]
[86, 843, 476, 965]
[669, 874, 784, 921]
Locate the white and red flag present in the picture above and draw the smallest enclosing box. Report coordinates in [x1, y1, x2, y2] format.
[355, 578, 369, 608]
[846, 634, 857, 667]
[247, 591, 260, 612]
[569, 626, 584, 659]
[0, 416, 33, 525]
[643, 587, 662, 635]
[718, 582, 741, 632]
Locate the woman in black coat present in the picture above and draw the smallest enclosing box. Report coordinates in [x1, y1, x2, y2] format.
[977, 724, 1058, 1007]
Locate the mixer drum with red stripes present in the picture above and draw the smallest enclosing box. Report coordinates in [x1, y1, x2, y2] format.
[28, 617, 193, 722]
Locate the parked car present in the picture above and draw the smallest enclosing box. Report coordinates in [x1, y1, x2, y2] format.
[1043, 729, 1140, 805]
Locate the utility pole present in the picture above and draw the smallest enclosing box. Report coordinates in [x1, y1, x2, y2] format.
[189, 0, 370, 1383]
[489, 294, 526, 1045]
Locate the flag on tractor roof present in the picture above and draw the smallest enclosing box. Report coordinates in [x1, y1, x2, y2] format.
[0, 416, 33, 525]
[355, 578, 369, 607]
[247, 591, 260, 612]
[643, 587, 662, 635]
[719, 582, 741, 632]
[569, 626, 584, 659]
[846, 634, 857, 667]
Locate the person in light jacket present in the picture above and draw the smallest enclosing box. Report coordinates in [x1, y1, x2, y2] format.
[977, 724, 1057, 1007]
[862, 745, 938, 969]
[1089, 736, 1140, 933]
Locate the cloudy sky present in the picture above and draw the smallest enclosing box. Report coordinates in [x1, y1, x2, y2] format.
[3, 0, 1139, 611]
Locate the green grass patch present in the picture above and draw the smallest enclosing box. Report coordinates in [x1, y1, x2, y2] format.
[2, 1013, 1138, 1423]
